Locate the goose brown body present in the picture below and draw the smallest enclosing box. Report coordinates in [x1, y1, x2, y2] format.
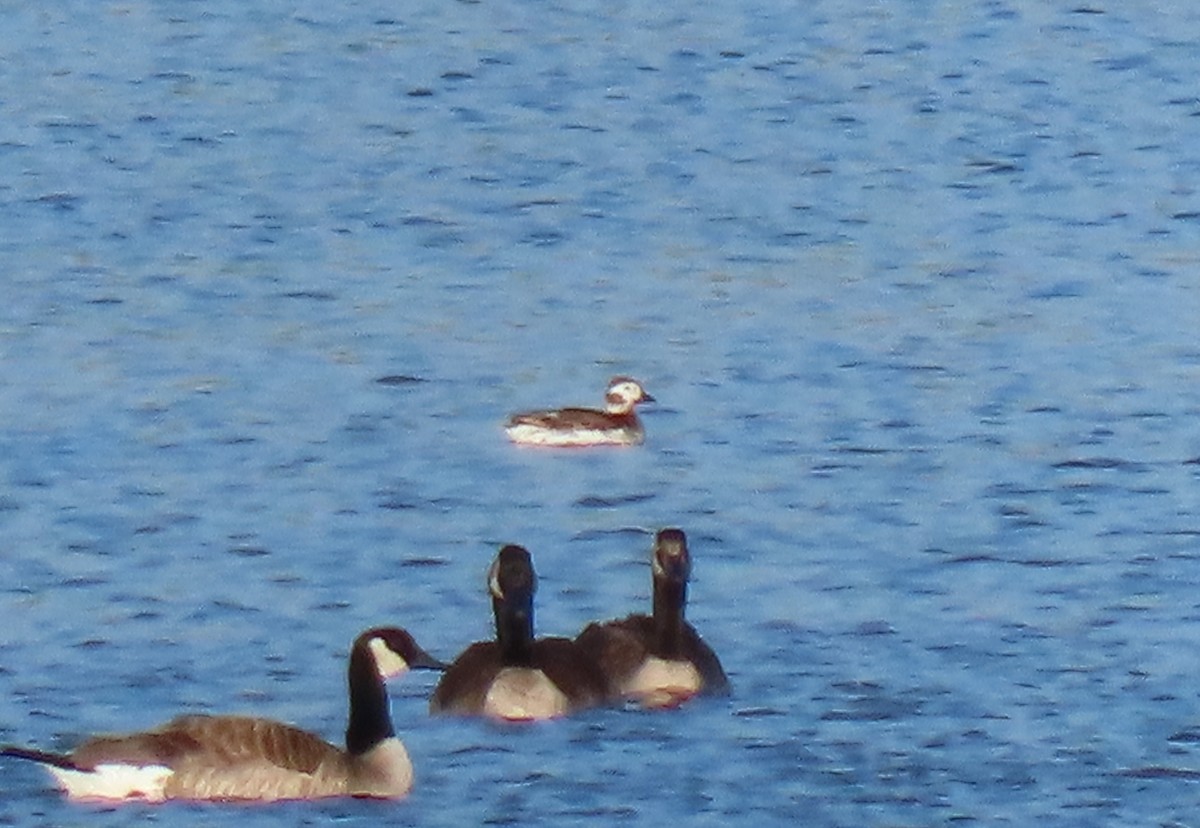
[1, 627, 443, 802]
[430, 638, 607, 721]
[431, 545, 608, 721]
[576, 529, 729, 708]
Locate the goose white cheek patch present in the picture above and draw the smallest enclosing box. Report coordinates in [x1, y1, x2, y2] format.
[368, 637, 410, 679]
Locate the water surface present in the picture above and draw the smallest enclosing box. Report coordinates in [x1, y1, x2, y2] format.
[3, 1, 1200, 825]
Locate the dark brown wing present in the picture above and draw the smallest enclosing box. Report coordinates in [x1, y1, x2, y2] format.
[429, 642, 504, 715]
[72, 715, 341, 775]
[165, 715, 342, 773]
[508, 407, 617, 430]
[70, 726, 204, 770]
[530, 637, 610, 708]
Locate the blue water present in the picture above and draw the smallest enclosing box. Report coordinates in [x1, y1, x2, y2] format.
[4, 0, 1200, 825]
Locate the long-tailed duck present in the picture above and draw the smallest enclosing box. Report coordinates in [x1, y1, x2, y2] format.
[504, 376, 655, 447]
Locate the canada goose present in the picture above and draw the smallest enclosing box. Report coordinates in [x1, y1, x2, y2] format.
[576, 528, 729, 708]
[504, 376, 655, 446]
[1, 627, 444, 802]
[430, 545, 608, 721]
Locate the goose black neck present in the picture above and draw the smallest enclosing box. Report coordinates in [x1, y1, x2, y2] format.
[652, 576, 688, 658]
[345, 641, 394, 756]
[494, 590, 536, 667]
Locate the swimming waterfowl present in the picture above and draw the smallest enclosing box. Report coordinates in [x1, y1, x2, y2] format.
[504, 376, 655, 447]
[576, 528, 729, 708]
[1, 627, 444, 802]
[430, 545, 609, 721]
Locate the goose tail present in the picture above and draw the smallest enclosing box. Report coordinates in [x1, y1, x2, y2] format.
[1, 745, 80, 771]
